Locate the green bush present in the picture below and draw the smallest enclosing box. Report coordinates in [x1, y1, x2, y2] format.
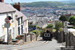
[46, 24, 53, 28]
[29, 21, 33, 25]
[37, 26, 42, 29]
[30, 30, 39, 36]
[40, 30, 43, 33]
[68, 16, 75, 25]
[52, 29, 56, 32]
[73, 26, 75, 29]
[29, 25, 36, 28]
[55, 21, 62, 32]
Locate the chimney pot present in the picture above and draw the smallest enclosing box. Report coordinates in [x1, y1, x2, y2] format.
[13, 2, 21, 11]
[0, 0, 4, 2]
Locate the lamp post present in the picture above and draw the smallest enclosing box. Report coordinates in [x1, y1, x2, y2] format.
[64, 21, 68, 48]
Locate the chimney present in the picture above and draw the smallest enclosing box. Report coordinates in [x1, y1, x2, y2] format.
[13, 2, 21, 11]
[0, 0, 4, 2]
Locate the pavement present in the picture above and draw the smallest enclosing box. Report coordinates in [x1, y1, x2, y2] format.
[0, 38, 63, 50]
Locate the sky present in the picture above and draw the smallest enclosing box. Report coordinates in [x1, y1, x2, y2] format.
[4, 0, 73, 3]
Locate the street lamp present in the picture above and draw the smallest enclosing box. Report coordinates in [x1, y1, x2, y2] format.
[64, 21, 68, 48]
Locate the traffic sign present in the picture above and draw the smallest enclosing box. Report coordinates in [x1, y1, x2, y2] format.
[4, 23, 10, 28]
[64, 21, 68, 33]
[64, 21, 67, 27]
[5, 18, 9, 23]
[64, 28, 68, 33]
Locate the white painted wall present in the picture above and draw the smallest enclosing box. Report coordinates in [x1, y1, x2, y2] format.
[9, 12, 18, 40]
[23, 20, 28, 33]
[0, 14, 7, 37]
[0, 12, 15, 42]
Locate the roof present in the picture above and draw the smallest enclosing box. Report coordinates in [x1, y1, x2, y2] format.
[0, 2, 28, 21]
[0, 2, 16, 13]
[15, 10, 28, 21]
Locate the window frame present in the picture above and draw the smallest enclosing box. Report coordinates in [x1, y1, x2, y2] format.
[21, 17, 23, 24]
[21, 25, 23, 34]
[18, 27, 20, 35]
[18, 18, 20, 25]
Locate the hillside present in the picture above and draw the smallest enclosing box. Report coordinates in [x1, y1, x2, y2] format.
[20, 1, 75, 8]
[20, 1, 65, 8]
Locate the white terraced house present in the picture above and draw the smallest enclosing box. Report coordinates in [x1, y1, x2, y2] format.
[0, 0, 28, 42]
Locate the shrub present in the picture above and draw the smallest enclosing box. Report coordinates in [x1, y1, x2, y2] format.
[30, 30, 39, 36]
[52, 29, 56, 32]
[37, 26, 42, 29]
[68, 16, 75, 25]
[46, 24, 53, 28]
[29, 25, 36, 28]
[55, 21, 62, 32]
[73, 26, 75, 29]
[29, 21, 33, 25]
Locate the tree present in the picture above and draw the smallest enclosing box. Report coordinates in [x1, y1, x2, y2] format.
[53, 11, 56, 14]
[59, 15, 67, 21]
[46, 24, 53, 28]
[55, 21, 62, 32]
[59, 15, 67, 27]
[68, 16, 75, 25]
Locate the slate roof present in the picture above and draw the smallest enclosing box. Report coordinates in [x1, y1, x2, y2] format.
[0, 2, 15, 13]
[15, 10, 28, 21]
[0, 2, 28, 21]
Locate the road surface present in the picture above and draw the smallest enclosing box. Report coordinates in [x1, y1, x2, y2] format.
[0, 39, 62, 50]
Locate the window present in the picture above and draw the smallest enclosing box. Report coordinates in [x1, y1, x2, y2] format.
[21, 17, 23, 23]
[21, 25, 23, 34]
[18, 18, 20, 25]
[18, 27, 20, 35]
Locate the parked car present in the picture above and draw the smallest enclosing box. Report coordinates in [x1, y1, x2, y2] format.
[66, 22, 73, 27]
[28, 27, 36, 31]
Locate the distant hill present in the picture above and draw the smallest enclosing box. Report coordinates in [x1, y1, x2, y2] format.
[20, 1, 64, 8]
[20, 1, 75, 8]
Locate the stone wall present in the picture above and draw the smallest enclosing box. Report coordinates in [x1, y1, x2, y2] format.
[54, 31, 64, 43]
[26, 35, 31, 43]
[65, 32, 75, 50]
[57, 31, 64, 43]
[61, 32, 75, 50]
[23, 33, 36, 43]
